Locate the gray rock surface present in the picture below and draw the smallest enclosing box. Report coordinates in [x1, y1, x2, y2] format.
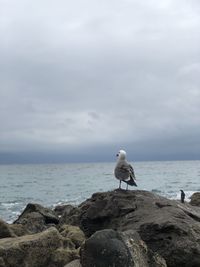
[0, 227, 62, 267]
[80, 228, 166, 267]
[14, 203, 59, 233]
[59, 206, 81, 226]
[54, 204, 75, 217]
[1, 190, 200, 266]
[121, 230, 167, 267]
[59, 224, 85, 248]
[81, 229, 133, 267]
[78, 189, 200, 267]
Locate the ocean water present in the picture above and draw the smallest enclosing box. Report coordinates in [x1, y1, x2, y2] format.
[0, 160, 200, 223]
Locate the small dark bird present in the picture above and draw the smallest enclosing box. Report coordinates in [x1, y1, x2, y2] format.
[180, 190, 185, 203]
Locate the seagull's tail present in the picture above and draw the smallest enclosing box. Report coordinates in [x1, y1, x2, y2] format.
[126, 174, 137, 187]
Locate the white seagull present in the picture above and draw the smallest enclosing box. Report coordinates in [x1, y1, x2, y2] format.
[114, 150, 137, 189]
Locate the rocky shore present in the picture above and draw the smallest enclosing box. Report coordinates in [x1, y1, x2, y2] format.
[0, 190, 200, 267]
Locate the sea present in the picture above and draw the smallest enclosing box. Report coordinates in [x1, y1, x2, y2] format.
[0, 160, 200, 223]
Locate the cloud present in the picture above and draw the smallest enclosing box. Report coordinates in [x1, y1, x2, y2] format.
[0, 0, 200, 162]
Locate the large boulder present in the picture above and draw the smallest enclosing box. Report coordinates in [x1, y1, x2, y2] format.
[0, 227, 63, 267]
[14, 203, 59, 233]
[190, 192, 200, 206]
[78, 190, 200, 267]
[80, 229, 166, 267]
[81, 229, 133, 267]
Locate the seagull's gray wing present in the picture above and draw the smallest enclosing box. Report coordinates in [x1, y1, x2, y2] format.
[123, 162, 137, 187]
[115, 160, 135, 181]
[128, 164, 136, 179]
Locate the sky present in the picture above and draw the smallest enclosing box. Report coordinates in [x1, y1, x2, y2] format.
[0, 0, 200, 163]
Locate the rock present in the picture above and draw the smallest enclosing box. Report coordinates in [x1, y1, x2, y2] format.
[64, 259, 81, 267]
[80, 229, 133, 267]
[0, 218, 29, 239]
[62, 237, 76, 250]
[54, 204, 75, 217]
[16, 203, 59, 224]
[190, 192, 200, 206]
[80, 229, 166, 267]
[0, 219, 16, 238]
[14, 211, 47, 233]
[0, 257, 5, 267]
[50, 248, 79, 267]
[0, 214, 83, 267]
[78, 190, 200, 267]
[14, 203, 59, 233]
[59, 225, 85, 248]
[3, 189, 200, 266]
[59, 206, 81, 226]
[0, 227, 63, 267]
[9, 223, 29, 236]
[122, 230, 167, 267]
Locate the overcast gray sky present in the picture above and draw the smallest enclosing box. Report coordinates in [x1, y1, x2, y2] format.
[0, 0, 200, 163]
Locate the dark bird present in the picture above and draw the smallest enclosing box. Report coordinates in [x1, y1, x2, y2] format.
[114, 150, 137, 189]
[180, 190, 185, 203]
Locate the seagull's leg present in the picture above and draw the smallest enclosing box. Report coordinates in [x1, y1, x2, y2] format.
[119, 180, 121, 189]
[126, 183, 128, 190]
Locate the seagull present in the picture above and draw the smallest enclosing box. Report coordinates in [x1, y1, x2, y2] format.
[114, 149, 137, 189]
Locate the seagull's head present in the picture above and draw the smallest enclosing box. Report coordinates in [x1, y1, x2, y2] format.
[116, 150, 127, 160]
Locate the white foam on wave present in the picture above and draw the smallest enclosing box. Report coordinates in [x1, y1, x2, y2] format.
[53, 196, 83, 208]
[0, 202, 19, 208]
